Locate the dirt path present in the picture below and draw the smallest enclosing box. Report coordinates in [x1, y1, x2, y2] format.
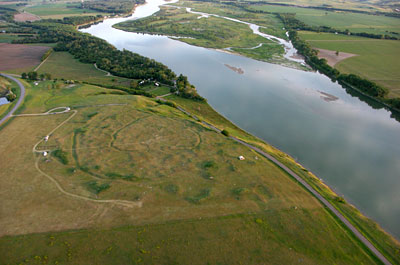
[156, 95, 392, 265]
[11, 105, 142, 208]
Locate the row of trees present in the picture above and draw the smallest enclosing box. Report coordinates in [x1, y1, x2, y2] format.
[12, 15, 203, 101]
[80, 0, 144, 15]
[21, 72, 52, 81]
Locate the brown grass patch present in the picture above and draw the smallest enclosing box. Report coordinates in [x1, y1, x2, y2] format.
[317, 48, 357, 67]
[0, 43, 50, 71]
[13, 12, 40, 22]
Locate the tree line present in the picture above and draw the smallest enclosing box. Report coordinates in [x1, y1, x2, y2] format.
[12, 18, 204, 101]
[282, 22, 400, 115]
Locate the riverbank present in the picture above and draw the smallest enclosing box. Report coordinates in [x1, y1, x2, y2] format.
[2, 0, 399, 263]
[113, 5, 306, 69]
[79, 0, 400, 261]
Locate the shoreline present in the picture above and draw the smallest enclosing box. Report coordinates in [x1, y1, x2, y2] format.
[76, 0, 400, 262]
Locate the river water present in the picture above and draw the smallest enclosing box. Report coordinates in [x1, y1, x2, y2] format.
[81, 0, 400, 239]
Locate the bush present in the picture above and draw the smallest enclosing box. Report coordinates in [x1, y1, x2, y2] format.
[221, 129, 229, 136]
[86, 181, 110, 194]
[52, 149, 69, 165]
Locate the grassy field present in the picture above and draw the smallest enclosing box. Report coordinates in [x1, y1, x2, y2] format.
[24, 3, 103, 19]
[299, 31, 400, 97]
[248, 4, 400, 37]
[245, 0, 397, 12]
[170, 1, 288, 39]
[165, 95, 400, 264]
[37, 51, 133, 88]
[0, 79, 391, 264]
[0, 33, 25, 43]
[115, 6, 301, 66]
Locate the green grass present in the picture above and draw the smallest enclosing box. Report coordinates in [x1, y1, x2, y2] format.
[115, 6, 298, 66]
[0, 80, 392, 264]
[0, 33, 24, 43]
[0, 76, 21, 121]
[25, 3, 101, 18]
[244, 0, 396, 12]
[248, 4, 400, 37]
[37, 51, 132, 87]
[164, 94, 400, 264]
[299, 31, 400, 97]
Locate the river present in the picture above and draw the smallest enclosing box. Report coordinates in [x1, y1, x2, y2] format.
[81, 0, 400, 239]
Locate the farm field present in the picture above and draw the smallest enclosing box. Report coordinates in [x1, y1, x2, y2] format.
[0, 80, 384, 264]
[299, 31, 400, 97]
[244, 0, 397, 12]
[247, 4, 400, 37]
[0, 43, 50, 72]
[24, 3, 102, 19]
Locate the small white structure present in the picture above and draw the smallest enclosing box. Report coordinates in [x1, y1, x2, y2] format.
[155, 82, 159, 87]
[43, 151, 48, 157]
[34, 82, 39, 86]
[44, 135, 49, 142]
[66, 107, 70, 111]
[238, 155, 245, 161]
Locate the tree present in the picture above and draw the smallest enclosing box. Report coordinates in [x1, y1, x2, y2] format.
[335, 51, 339, 56]
[21, 72, 27, 79]
[6, 91, 16, 101]
[27, 71, 38, 80]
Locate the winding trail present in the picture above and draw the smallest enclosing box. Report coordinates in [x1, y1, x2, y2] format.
[156, 95, 392, 265]
[12, 105, 142, 208]
[0, 73, 25, 126]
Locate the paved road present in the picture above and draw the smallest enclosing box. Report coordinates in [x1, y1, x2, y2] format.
[157, 96, 392, 265]
[0, 73, 25, 126]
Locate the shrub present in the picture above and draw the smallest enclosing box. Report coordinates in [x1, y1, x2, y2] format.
[52, 149, 69, 165]
[221, 129, 230, 136]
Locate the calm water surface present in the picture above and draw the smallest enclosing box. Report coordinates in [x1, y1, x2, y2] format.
[82, 0, 400, 239]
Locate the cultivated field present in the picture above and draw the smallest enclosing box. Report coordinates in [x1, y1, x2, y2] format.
[248, 4, 400, 37]
[0, 43, 50, 71]
[0, 81, 384, 264]
[299, 31, 400, 97]
[13, 11, 41, 22]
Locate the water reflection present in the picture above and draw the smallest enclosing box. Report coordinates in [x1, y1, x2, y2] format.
[81, 0, 400, 239]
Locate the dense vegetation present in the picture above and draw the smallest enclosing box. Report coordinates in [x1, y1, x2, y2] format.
[80, 0, 144, 15]
[11, 18, 203, 100]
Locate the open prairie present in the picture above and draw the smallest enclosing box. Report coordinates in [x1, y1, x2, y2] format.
[0, 81, 380, 264]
